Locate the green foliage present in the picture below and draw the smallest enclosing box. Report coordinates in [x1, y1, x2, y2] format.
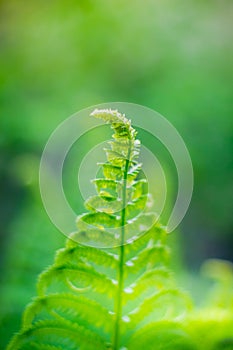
[6, 111, 233, 350]
[1, 6, 232, 347]
[6, 110, 191, 349]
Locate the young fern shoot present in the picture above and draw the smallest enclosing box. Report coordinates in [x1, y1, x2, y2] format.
[7, 109, 192, 350]
[90, 109, 144, 349]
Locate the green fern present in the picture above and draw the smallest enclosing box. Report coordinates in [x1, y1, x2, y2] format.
[7, 109, 193, 350]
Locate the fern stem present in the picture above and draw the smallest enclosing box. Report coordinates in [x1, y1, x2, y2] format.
[113, 143, 131, 350]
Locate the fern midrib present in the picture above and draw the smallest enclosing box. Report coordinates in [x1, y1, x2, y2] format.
[113, 140, 132, 350]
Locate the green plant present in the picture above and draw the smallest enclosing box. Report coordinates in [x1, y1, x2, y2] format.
[6, 110, 233, 350]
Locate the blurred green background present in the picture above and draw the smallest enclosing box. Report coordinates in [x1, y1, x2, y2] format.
[0, 0, 232, 348]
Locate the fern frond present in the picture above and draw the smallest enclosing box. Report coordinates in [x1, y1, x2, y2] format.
[7, 109, 191, 350]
